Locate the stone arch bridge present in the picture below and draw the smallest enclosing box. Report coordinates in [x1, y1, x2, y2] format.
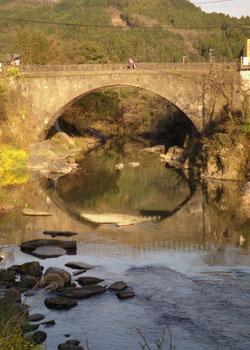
[4, 62, 242, 142]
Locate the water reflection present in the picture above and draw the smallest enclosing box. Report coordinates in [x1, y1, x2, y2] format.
[53, 142, 194, 220]
[0, 141, 248, 257]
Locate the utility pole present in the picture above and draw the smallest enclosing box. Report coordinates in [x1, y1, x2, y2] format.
[209, 48, 215, 63]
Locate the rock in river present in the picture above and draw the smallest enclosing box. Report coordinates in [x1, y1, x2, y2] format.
[0, 269, 15, 282]
[45, 296, 78, 310]
[32, 246, 67, 259]
[59, 285, 106, 299]
[58, 343, 84, 350]
[77, 276, 104, 286]
[20, 239, 77, 255]
[109, 281, 128, 291]
[29, 313, 45, 322]
[39, 267, 71, 291]
[9, 261, 44, 277]
[30, 330, 47, 344]
[116, 289, 135, 300]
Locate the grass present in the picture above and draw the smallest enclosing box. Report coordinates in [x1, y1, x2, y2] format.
[0, 301, 41, 350]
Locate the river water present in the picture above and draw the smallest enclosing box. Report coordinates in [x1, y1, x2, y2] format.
[0, 141, 250, 350]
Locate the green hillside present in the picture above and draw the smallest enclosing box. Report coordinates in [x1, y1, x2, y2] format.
[0, 0, 249, 64]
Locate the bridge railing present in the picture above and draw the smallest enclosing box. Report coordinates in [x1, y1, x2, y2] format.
[20, 62, 238, 73]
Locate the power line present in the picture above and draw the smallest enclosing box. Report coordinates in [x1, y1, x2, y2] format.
[1, 16, 250, 31]
[194, 0, 235, 4]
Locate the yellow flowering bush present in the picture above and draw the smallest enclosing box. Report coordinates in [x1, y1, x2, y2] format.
[0, 145, 29, 186]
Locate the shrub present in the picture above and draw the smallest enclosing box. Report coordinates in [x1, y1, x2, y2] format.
[0, 145, 28, 186]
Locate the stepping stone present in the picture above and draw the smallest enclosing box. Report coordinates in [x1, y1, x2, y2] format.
[59, 285, 106, 299]
[44, 296, 78, 310]
[116, 290, 135, 300]
[32, 246, 67, 259]
[43, 231, 78, 238]
[77, 277, 104, 286]
[22, 208, 52, 216]
[109, 281, 128, 291]
[65, 262, 96, 270]
[29, 314, 45, 322]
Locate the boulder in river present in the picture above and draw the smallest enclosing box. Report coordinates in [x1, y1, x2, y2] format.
[58, 343, 84, 350]
[43, 231, 78, 238]
[30, 330, 47, 344]
[29, 314, 45, 322]
[80, 212, 153, 226]
[109, 281, 128, 291]
[32, 246, 67, 259]
[39, 267, 71, 291]
[0, 269, 15, 282]
[20, 239, 77, 255]
[76, 276, 104, 286]
[9, 261, 44, 278]
[45, 296, 78, 310]
[21, 208, 52, 216]
[116, 289, 135, 300]
[59, 285, 106, 299]
[18, 275, 39, 289]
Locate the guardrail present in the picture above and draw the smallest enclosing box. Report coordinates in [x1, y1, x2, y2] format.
[19, 62, 238, 73]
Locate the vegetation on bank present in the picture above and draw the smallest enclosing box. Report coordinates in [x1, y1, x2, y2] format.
[0, 0, 249, 64]
[0, 302, 41, 350]
[0, 145, 28, 187]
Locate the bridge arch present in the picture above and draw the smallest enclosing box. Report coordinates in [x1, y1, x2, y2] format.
[43, 82, 200, 139]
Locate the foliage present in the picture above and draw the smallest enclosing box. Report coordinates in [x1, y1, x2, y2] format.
[6, 66, 20, 78]
[0, 0, 249, 63]
[0, 303, 40, 350]
[241, 122, 250, 134]
[0, 145, 29, 187]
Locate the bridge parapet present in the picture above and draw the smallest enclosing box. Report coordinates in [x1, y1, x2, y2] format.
[20, 62, 238, 73]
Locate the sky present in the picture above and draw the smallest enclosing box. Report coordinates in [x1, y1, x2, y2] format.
[190, 0, 250, 18]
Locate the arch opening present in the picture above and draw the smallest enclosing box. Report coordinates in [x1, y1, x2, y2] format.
[45, 85, 199, 150]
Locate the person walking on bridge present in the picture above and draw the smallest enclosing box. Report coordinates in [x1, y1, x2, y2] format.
[127, 57, 137, 69]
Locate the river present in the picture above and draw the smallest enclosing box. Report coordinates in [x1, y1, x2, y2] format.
[0, 140, 250, 350]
